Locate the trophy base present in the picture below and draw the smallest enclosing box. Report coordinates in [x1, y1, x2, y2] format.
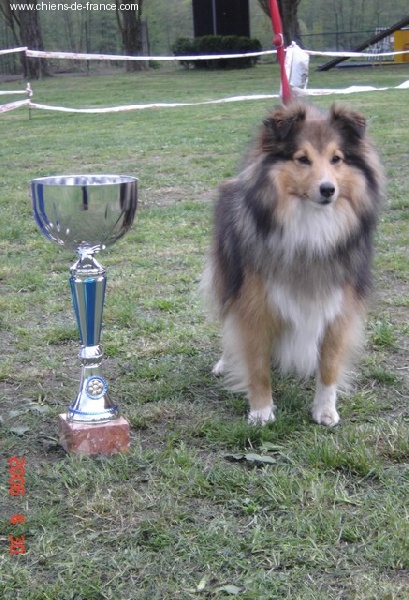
[58, 413, 130, 456]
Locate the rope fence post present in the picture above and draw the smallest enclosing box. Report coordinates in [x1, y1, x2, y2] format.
[269, 0, 292, 104]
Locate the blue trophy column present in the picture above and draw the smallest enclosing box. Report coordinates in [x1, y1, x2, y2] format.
[67, 252, 119, 422]
[70, 274, 106, 347]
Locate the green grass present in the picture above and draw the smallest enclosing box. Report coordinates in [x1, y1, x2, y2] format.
[0, 64, 408, 599]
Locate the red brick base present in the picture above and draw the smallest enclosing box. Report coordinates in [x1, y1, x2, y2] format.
[58, 414, 130, 455]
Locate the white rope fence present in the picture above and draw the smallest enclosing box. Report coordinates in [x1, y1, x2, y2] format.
[0, 83, 33, 96]
[0, 46, 408, 115]
[0, 47, 27, 56]
[0, 83, 33, 114]
[2, 46, 408, 61]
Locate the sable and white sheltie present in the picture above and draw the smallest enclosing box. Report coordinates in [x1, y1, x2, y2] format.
[201, 101, 384, 426]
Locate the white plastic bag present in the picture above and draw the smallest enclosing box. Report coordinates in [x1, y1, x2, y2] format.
[284, 42, 310, 94]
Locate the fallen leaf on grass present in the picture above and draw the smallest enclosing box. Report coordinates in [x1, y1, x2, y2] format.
[29, 404, 50, 414]
[9, 426, 30, 436]
[9, 409, 29, 418]
[189, 577, 243, 595]
[258, 441, 286, 452]
[225, 452, 277, 466]
[215, 584, 243, 595]
[196, 576, 207, 592]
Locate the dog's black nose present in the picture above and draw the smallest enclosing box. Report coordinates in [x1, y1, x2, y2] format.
[320, 182, 336, 199]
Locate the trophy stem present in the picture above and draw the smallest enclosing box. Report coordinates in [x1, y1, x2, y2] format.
[67, 250, 118, 422]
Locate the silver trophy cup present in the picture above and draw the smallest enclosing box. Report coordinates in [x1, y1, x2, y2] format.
[31, 175, 137, 423]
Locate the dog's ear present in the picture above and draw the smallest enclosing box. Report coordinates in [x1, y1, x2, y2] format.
[263, 104, 306, 141]
[330, 105, 366, 140]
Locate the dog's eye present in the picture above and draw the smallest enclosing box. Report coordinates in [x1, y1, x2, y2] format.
[331, 155, 342, 165]
[297, 155, 311, 166]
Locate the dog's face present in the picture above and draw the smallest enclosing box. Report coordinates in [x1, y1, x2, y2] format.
[261, 102, 367, 209]
[279, 138, 344, 207]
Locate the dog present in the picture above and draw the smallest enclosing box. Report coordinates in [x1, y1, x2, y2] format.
[201, 101, 384, 426]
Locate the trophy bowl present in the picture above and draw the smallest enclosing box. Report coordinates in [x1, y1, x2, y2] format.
[31, 174, 137, 255]
[30, 174, 137, 423]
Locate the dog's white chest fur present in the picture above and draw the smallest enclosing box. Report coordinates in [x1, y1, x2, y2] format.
[268, 284, 344, 377]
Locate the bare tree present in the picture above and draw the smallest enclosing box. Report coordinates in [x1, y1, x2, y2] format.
[0, 2, 47, 78]
[116, 0, 146, 71]
[0, 1, 19, 45]
[257, 0, 303, 46]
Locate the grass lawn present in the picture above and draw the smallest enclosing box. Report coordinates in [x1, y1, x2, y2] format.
[0, 63, 408, 599]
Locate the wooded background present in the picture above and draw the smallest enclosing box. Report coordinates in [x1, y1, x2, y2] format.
[0, 0, 408, 77]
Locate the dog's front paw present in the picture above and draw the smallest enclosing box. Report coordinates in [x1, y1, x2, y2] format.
[212, 357, 225, 376]
[312, 381, 339, 427]
[248, 406, 275, 425]
[311, 405, 340, 427]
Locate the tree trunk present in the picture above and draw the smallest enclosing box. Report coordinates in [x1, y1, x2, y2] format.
[0, 0, 20, 46]
[257, 0, 303, 46]
[116, 1, 147, 72]
[18, 9, 48, 78]
[278, 0, 302, 46]
[0, 2, 48, 78]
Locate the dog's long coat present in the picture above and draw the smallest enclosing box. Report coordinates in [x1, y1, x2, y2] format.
[201, 102, 384, 425]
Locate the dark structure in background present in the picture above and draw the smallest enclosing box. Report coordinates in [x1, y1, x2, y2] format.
[192, 0, 250, 37]
[318, 14, 409, 70]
